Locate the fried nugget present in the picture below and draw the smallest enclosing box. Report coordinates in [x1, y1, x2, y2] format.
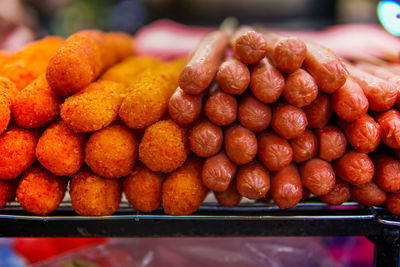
[70, 168, 122, 216]
[12, 74, 61, 128]
[0, 77, 18, 135]
[162, 157, 208, 215]
[0, 126, 39, 179]
[0, 179, 18, 208]
[85, 124, 138, 178]
[0, 36, 63, 90]
[119, 61, 183, 129]
[36, 120, 86, 176]
[123, 164, 164, 212]
[60, 80, 125, 132]
[17, 165, 67, 215]
[139, 120, 188, 173]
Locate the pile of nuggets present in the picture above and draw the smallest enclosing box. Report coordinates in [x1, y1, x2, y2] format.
[2, 26, 400, 217]
[0, 29, 197, 216]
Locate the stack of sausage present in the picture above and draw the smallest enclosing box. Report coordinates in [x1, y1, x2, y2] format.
[168, 26, 400, 215]
[1, 26, 400, 217]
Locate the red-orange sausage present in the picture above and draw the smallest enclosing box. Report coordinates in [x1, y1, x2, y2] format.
[257, 130, 293, 171]
[356, 62, 400, 109]
[250, 57, 284, 103]
[283, 69, 318, 108]
[263, 32, 307, 73]
[315, 125, 347, 162]
[204, 90, 237, 126]
[236, 161, 270, 199]
[300, 158, 336, 196]
[319, 178, 351, 205]
[217, 58, 250, 95]
[352, 181, 386, 207]
[224, 124, 257, 165]
[336, 114, 381, 153]
[303, 92, 332, 129]
[179, 31, 228, 95]
[333, 149, 374, 185]
[271, 103, 307, 139]
[289, 129, 318, 163]
[375, 109, 400, 149]
[386, 192, 400, 215]
[201, 151, 237, 192]
[372, 154, 400, 193]
[189, 120, 223, 158]
[271, 163, 303, 209]
[303, 41, 348, 93]
[214, 180, 242, 207]
[346, 64, 397, 112]
[231, 26, 268, 65]
[238, 94, 271, 132]
[331, 77, 369, 122]
[168, 87, 203, 125]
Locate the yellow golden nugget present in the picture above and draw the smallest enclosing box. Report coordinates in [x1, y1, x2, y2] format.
[119, 58, 187, 129]
[100, 56, 160, 86]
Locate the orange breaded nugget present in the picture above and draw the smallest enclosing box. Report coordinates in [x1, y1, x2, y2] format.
[0, 77, 18, 135]
[119, 62, 182, 129]
[104, 32, 135, 62]
[100, 56, 160, 86]
[36, 120, 86, 176]
[139, 120, 188, 173]
[47, 31, 134, 97]
[0, 126, 39, 179]
[12, 74, 61, 128]
[70, 168, 122, 216]
[0, 179, 18, 208]
[123, 164, 164, 212]
[85, 124, 138, 178]
[16, 165, 67, 215]
[0, 36, 63, 90]
[60, 80, 125, 132]
[162, 157, 208, 215]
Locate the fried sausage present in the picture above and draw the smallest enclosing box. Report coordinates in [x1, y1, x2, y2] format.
[201, 151, 237, 192]
[179, 31, 228, 95]
[386, 192, 400, 215]
[204, 90, 237, 126]
[315, 125, 347, 162]
[331, 77, 369, 122]
[303, 41, 348, 93]
[356, 62, 400, 109]
[236, 161, 270, 199]
[336, 114, 381, 153]
[224, 124, 257, 165]
[346, 64, 397, 112]
[271, 163, 303, 209]
[189, 120, 223, 158]
[250, 57, 285, 103]
[290, 129, 318, 163]
[214, 180, 242, 207]
[333, 149, 374, 185]
[263, 32, 307, 73]
[352, 181, 386, 207]
[372, 154, 400, 192]
[375, 109, 400, 149]
[303, 92, 332, 129]
[283, 69, 318, 107]
[300, 158, 336, 196]
[257, 130, 293, 171]
[319, 178, 351, 205]
[238, 94, 271, 132]
[271, 103, 307, 139]
[231, 26, 268, 65]
[168, 87, 203, 125]
[217, 58, 250, 95]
